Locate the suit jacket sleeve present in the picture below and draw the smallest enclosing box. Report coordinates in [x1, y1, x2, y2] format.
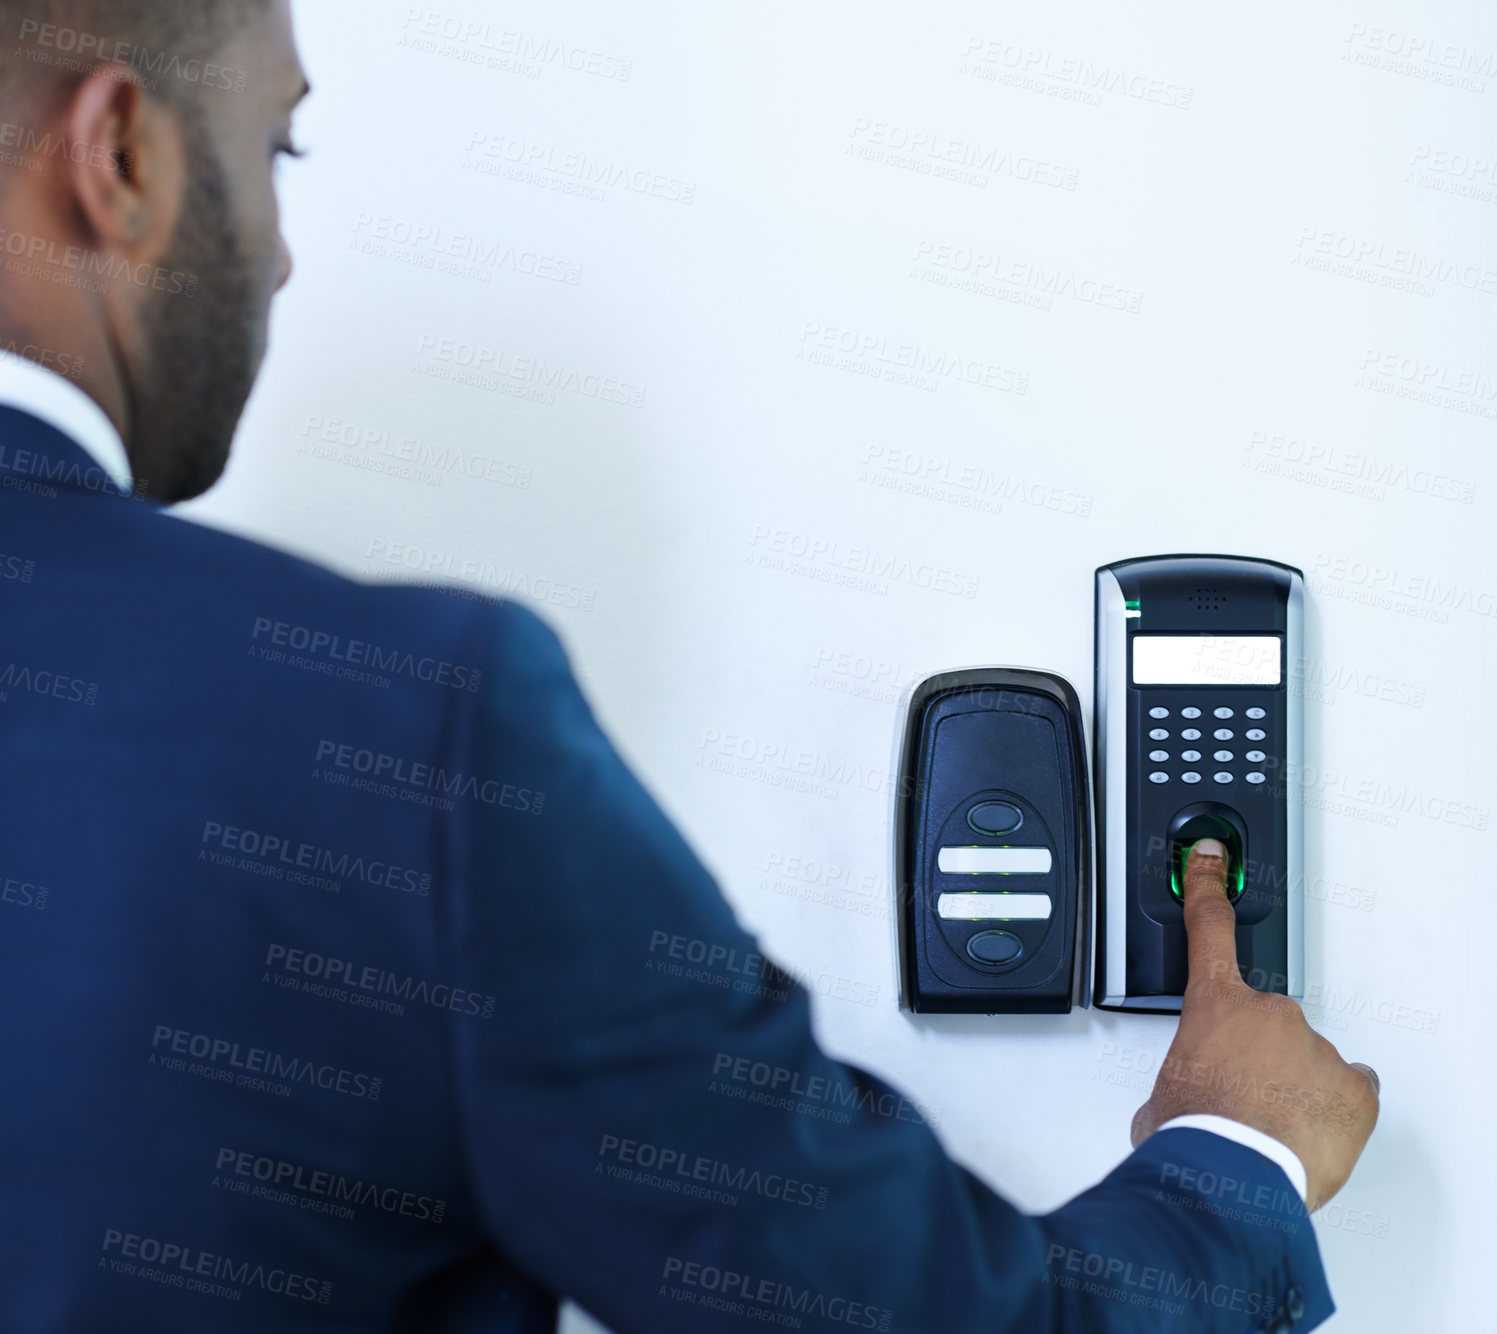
[438, 599, 1333, 1334]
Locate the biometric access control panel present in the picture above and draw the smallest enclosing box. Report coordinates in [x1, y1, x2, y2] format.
[1094, 555, 1304, 1013]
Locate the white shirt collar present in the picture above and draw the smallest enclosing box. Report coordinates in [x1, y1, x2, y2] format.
[0, 352, 134, 494]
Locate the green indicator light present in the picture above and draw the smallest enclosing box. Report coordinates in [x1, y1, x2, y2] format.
[1124, 600, 1141, 609]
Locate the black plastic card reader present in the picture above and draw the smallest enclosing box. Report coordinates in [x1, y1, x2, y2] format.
[895, 669, 1089, 1014]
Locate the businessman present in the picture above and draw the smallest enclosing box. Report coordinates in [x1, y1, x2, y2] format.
[0, 3, 1378, 1330]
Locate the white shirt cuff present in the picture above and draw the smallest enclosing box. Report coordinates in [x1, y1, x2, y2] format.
[1153, 1114, 1308, 1203]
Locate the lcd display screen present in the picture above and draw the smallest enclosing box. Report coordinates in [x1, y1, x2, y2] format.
[1131, 635, 1282, 686]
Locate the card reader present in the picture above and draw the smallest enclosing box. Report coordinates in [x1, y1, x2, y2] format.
[1093, 555, 1304, 1012]
[895, 668, 1089, 1014]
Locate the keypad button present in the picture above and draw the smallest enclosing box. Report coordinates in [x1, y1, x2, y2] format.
[1181, 771, 1202, 784]
[1213, 706, 1234, 719]
[1181, 749, 1202, 762]
[1180, 706, 1202, 719]
[1149, 771, 1169, 784]
[1213, 771, 1234, 784]
[1148, 706, 1169, 719]
[1246, 707, 1266, 719]
[1214, 750, 1234, 763]
[1181, 728, 1201, 740]
[1246, 772, 1266, 785]
[1246, 749, 1266, 763]
[1245, 728, 1266, 742]
[1149, 728, 1168, 740]
[1149, 749, 1169, 762]
[1213, 728, 1233, 740]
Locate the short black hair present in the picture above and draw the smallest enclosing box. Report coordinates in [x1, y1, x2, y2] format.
[0, 1, 271, 111]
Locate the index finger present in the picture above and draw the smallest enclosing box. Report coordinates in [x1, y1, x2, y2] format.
[1180, 838, 1244, 990]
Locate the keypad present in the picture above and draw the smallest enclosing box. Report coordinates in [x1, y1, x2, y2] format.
[1140, 698, 1276, 792]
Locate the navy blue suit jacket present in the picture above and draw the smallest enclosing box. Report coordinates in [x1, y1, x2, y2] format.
[0, 408, 1332, 1332]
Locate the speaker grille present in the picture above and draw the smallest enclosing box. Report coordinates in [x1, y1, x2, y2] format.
[1185, 585, 1227, 610]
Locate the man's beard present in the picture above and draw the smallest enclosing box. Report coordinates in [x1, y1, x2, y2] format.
[130, 127, 265, 505]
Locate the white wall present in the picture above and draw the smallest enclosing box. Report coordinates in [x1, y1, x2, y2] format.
[185, 2, 1496, 1328]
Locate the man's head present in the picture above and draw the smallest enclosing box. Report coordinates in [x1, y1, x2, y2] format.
[0, 0, 308, 502]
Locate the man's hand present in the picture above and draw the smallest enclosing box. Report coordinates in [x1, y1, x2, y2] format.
[1130, 839, 1379, 1211]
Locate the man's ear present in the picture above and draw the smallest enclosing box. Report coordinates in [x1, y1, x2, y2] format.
[63, 63, 186, 260]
